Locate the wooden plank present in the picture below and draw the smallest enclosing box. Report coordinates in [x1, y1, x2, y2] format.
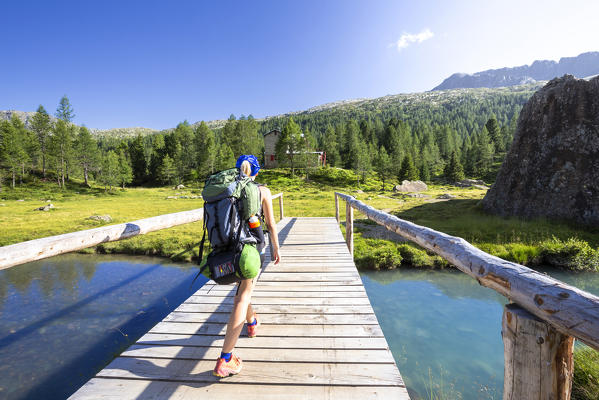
[137, 333, 391, 350]
[175, 303, 375, 314]
[163, 312, 380, 325]
[96, 357, 403, 386]
[188, 295, 371, 304]
[149, 322, 384, 337]
[121, 345, 393, 363]
[192, 291, 368, 298]
[336, 192, 599, 350]
[71, 379, 410, 400]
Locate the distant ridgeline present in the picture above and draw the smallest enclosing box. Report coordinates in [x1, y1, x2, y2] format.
[433, 51, 599, 90]
[1, 84, 541, 189]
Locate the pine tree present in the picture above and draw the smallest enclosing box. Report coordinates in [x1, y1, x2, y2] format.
[419, 162, 431, 182]
[216, 143, 235, 171]
[149, 134, 166, 183]
[322, 125, 340, 167]
[275, 117, 302, 175]
[117, 150, 133, 188]
[485, 115, 501, 152]
[157, 154, 177, 185]
[10, 115, 37, 184]
[55, 95, 75, 122]
[374, 146, 392, 191]
[30, 105, 51, 177]
[194, 121, 217, 176]
[49, 119, 74, 188]
[0, 121, 25, 188]
[99, 150, 119, 191]
[129, 135, 147, 185]
[474, 127, 494, 176]
[443, 151, 465, 182]
[301, 127, 317, 181]
[398, 154, 419, 182]
[75, 127, 100, 186]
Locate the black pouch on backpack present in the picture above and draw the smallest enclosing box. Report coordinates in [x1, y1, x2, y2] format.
[206, 249, 242, 285]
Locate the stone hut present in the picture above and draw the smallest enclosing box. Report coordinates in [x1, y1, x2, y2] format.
[264, 129, 281, 168]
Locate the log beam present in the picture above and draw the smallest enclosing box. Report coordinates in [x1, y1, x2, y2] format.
[502, 303, 574, 400]
[346, 201, 353, 256]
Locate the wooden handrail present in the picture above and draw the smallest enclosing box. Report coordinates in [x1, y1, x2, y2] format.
[271, 192, 284, 220]
[334, 192, 599, 351]
[0, 208, 205, 271]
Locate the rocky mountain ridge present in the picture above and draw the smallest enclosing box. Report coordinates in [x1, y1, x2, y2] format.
[433, 51, 599, 91]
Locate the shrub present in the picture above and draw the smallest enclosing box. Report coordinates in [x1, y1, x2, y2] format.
[354, 240, 402, 270]
[537, 237, 599, 271]
[397, 243, 431, 268]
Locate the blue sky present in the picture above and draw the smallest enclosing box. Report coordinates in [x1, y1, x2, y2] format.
[2, 0, 598, 130]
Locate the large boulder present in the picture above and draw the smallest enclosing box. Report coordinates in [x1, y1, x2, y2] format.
[482, 75, 599, 225]
[394, 180, 428, 192]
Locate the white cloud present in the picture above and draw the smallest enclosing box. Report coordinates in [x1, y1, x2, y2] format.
[394, 29, 434, 51]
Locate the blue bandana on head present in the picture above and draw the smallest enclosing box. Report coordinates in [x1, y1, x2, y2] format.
[236, 155, 260, 176]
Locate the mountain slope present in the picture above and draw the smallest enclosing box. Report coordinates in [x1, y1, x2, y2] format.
[433, 51, 599, 91]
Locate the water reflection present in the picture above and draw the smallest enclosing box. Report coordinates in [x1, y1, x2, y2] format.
[0, 254, 204, 400]
[361, 267, 599, 400]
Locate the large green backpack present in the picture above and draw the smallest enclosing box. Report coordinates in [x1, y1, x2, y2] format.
[195, 168, 262, 284]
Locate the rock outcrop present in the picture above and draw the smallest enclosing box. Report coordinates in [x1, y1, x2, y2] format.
[482, 75, 599, 225]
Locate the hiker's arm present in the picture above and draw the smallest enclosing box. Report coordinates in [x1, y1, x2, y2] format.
[260, 186, 280, 264]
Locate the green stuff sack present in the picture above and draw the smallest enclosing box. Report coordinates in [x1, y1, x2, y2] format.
[237, 244, 261, 279]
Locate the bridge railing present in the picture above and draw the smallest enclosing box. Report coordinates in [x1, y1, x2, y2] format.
[335, 191, 599, 399]
[0, 192, 284, 271]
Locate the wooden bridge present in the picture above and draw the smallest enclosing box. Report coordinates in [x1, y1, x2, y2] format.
[2, 192, 599, 399]
[68, 216, 409, 399]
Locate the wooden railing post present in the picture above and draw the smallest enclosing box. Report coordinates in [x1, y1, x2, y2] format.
[345, 201, 353, 256]
[335, 193, 340, 223]
[502, 303, 574, 400]
[279, 194, 284, 220]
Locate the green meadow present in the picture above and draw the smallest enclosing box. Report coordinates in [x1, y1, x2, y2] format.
[1, 167, 598, 271]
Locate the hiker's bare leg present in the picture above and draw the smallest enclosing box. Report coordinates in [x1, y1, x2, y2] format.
[246, 303, 254, 322]
[222, 279, 253, 353]
[245, 277, 258, 322]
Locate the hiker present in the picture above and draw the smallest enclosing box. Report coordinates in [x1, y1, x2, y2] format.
[213, 154, 281, 377]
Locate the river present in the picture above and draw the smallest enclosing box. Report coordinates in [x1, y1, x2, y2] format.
[361, 267, 599, 400]
[0, 254, 204, 400]
[1, 255, 597, 399]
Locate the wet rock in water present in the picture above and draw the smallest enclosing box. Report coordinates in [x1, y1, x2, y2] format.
[482, 75, 599, 225]
[88, 214, 112, 222]
[36, 204, 55, 211]
[438, 193, 456, 199]
[394, 180, 428, 192]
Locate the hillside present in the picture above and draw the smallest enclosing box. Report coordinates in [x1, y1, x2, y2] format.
[433, 51, 599, 91]
[1, 83, 542, 140]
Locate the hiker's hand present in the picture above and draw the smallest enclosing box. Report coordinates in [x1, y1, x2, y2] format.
[273, 247, 281, 265]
